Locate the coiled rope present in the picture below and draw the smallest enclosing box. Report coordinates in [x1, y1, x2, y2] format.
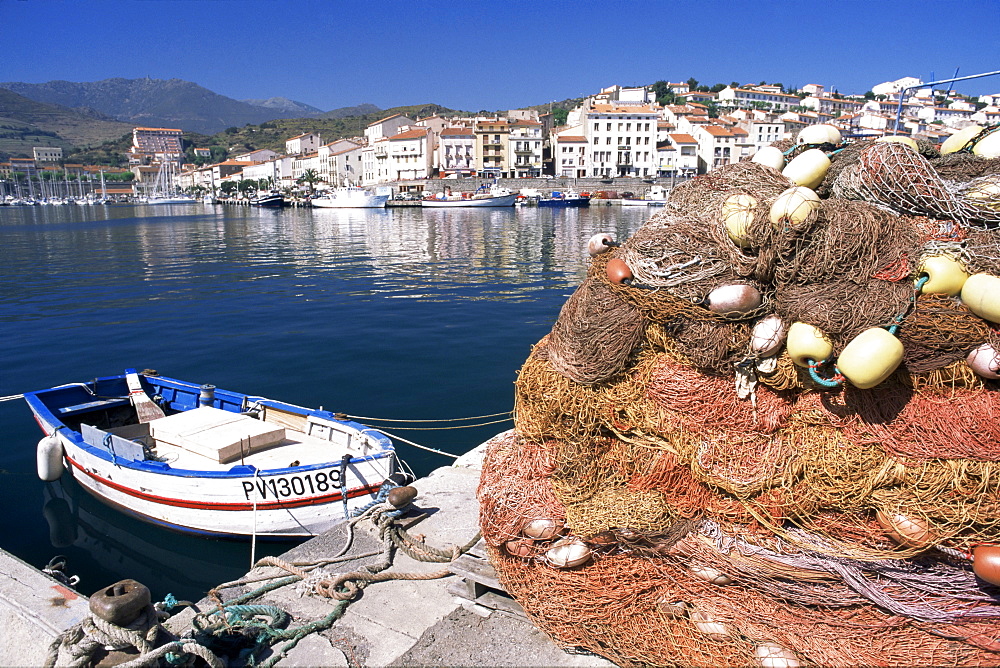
[198, 502, 479, 666]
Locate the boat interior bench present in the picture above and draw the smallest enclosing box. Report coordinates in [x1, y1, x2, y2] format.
[146, 406, 286, 463]
[84, 406, 287, 464]
[58, 397, 130, 415]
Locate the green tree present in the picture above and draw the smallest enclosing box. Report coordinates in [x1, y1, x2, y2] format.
[686, 77, 699, 90]
[552, 108, 569, 126]
[864, 91, 875, 100]
[237, 179, 256, 197]
[297, 168, 322, 195]
[220, 180, 238, 195]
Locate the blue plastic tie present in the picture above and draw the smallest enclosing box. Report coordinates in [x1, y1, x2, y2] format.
[808, 360, 844, 388]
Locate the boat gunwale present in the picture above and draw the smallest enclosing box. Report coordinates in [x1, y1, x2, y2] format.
[24, 373, 395, 479]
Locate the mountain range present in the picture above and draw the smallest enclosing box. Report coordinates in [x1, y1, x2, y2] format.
[0, 78, 333, 136]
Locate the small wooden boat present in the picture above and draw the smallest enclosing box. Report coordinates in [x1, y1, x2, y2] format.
[25, 370, 402, 539]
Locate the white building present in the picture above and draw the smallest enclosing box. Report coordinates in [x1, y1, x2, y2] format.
[437, 127, 475, 178]
[388, 128, 433, 181]
[872, 77, 923, 97]
[657, 133, 698, 177]
[319, 139, 364, 187]
[365, 114, 415, 143]
[285, 133, 321, 156]
[737, 119, 785, 152]
[917, 105, 976, 127]
[242, 157, 293, 190]
[508, 119, 543, 178]
[552, 131, 588, 178]
[582, 102, 659, 177]
[234, 148, 280, 162]
[33, 147, 63, 162]
[801, 95, 864, 116]
[717, 87, 803, 112]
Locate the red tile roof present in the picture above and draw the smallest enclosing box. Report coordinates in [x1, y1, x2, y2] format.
[389, 128, 429, 140]
[669, 133, 698, 144]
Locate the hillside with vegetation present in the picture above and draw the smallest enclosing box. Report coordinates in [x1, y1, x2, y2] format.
[0, 88, 133, 159]
[65, 103, 464, 166]
[0, 78, 325, 135]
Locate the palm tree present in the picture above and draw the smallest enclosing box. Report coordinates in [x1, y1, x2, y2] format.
[297, 168, 322, 197]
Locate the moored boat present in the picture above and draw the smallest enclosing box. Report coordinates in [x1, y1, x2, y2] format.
[24, 369, 404, 538]
[312, 186, 389, 209]
[537, 190, 590, 207]
[250, 191, 286, 207]
[422, 184, 516, 208]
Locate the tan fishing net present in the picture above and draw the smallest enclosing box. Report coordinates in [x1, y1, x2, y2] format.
[480, 131, 1000, 667]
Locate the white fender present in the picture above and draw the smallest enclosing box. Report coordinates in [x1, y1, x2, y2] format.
[37, 432, 65, 482]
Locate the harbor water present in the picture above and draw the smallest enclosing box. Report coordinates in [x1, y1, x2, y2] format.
[0, 201, 654, 603]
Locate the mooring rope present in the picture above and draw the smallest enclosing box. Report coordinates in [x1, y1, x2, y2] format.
[345, 410, 512, 423]
[359, 416, 513, 431]
[374, 428, 460, 459]
[0, 394, 24, 402]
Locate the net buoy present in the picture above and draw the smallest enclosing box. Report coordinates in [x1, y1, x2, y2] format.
[918, 255, 969, 295]
[876, 510, 935, 551]
[706, 284, 761, 317]
[522, 518, 563, 540]
[797, 124, 841, 146]
[786, 322, 833, 368]
[941, 124, 983, 155]
[961, 273, 1000, 323]
[973, 544, 1000, 585]
[755, 642, 801, 668]
[782, 149, 830, 190]
[721, 194, 758, 247]
[544, 537, 592, 568]
[769, 187, 820, 230]
[837, 328, 904, 389]
[689, 609, 729, 640]
[875, 136, 919, 152]
[36, 432, 64, 482]
[967, 343, 1000, 379]
[606, 258, 633, 285]
[973, 128, 1000, 158]
[587, 233, 617, 256]
[750, 146, 785, 170]
[750, 315, 786, 357]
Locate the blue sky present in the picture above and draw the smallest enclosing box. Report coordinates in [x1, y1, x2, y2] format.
[2, 0, 999, 112]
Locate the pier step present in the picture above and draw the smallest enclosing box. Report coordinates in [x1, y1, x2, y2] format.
[448, 540, 524, 616]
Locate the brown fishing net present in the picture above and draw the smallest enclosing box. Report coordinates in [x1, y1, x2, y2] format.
[481, 138, 1000, 667]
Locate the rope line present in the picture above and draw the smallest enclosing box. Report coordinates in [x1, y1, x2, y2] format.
[0, 394, 24, 402]
[376, 428, 459, 459]
[345, 410, 512, 423]
[358, 416, 513, 431]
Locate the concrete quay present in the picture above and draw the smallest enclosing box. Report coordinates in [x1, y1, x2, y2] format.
[0, 548, 90, 667]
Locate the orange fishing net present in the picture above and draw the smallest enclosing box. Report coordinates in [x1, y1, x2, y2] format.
[480, 137, 1000, 667]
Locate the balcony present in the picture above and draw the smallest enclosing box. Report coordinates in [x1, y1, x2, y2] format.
[618, 145, 630, 151]
[514, 148, 533, 155]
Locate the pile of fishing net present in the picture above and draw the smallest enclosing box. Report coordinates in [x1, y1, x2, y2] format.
[479, 124, 1000, 667]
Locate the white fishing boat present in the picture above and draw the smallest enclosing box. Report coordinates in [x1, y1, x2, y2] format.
[25, 369, 405, 538]
[311, 186, 389, 209]
[422, 183, 516, 208]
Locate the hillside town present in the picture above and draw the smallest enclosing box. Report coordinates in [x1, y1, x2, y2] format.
[3, 76, 1000, 200]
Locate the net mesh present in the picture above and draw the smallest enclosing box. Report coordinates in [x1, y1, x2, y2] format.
[481, 138, 1000, 667]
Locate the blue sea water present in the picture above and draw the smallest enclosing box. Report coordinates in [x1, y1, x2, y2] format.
[0, 202, 652, 602]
